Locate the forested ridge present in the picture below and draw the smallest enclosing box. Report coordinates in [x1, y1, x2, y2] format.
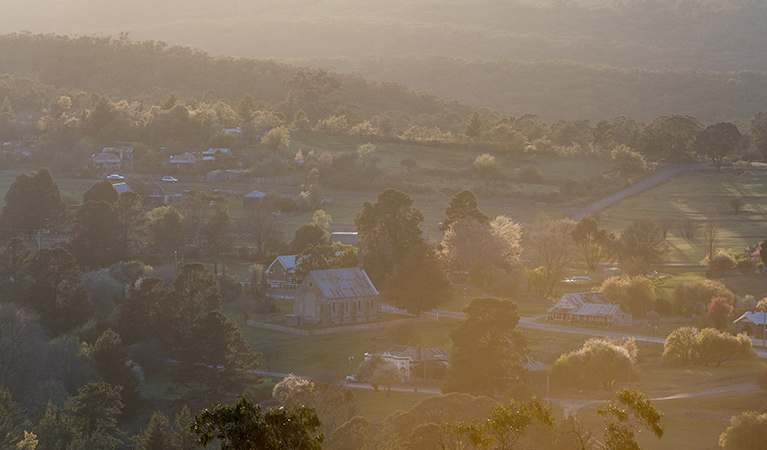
[0, 33, 470, 122]
[3, 0, 767, 122]
[297, 55, 767, 123]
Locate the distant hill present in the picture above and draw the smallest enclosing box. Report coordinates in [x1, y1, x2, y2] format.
[295, 54, 767, 123]
[0, 33, 472, 122]
[2, 0, 767, 123]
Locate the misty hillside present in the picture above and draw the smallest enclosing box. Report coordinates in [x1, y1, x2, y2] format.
[2, 0, 766, 122]
[0, 33, 471, 123]
[4, 0, 764, 71]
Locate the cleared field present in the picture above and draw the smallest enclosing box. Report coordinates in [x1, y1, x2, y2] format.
[577, 390, 766, 450]
[599, 167, 767, 264]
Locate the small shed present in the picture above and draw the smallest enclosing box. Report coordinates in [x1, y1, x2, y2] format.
[206, 169, 227, 183]
[243, 190, 266, 209]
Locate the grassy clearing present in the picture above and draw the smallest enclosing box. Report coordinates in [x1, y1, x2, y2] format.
[231, 311, 458, 379]
[355, 389, 435, 423]
[577, 390, 767, 450]
[600, 168, 767, 264]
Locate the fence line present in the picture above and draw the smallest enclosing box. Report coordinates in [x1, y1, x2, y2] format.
[246, 316, 424, 337]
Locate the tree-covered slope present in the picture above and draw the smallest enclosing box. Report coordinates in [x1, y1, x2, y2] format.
[0, 33, 471, 120]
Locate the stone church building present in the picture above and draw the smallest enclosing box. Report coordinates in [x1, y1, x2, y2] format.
[293, 267, 379, 327]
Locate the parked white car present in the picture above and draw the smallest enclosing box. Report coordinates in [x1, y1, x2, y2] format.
[106, 174, 125, 181]
[162, 176, 178, 183]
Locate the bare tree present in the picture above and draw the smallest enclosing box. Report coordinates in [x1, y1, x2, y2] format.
[525, 217, 576, 298]
[702, 215, 718, 262]
[238, 207, 284, 255]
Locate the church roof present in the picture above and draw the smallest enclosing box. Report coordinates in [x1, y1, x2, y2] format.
[309, 268, 378, 299]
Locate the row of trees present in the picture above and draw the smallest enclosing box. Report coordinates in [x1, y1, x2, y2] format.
[3, 33, 767, 181]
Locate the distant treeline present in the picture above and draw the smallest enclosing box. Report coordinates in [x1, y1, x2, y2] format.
[297, 55, 767, 124]
[3, 1, 767, 122]
[0, 33, 470, 123]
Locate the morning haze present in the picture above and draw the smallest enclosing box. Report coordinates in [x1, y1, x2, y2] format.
[0, 0, 765, 449]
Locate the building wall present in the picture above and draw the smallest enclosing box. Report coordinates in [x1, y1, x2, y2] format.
[267, 261, 292, 287]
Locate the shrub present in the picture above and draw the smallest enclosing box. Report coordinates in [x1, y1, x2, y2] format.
[673, 279, 735, 314]
[516, 164, 543, 183]
[653, 298, 673, 316]
[708, 251, 737, 271]
[706, 297, 734, 329]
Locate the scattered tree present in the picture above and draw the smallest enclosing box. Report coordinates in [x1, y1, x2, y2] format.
[706, 296, 734, 329]
[615, 219, 669, 275]
[444, 398, 554, 450]
[192, 396, 323, 450]
[694, 122, 742, 170]
[272, 375, 356, 435]
[355, 189, 426, 287]
[357, 143, 376, 168]
[356, 355, 402, 395]
[444, 297, 527, 396]
[262, 126, 291, 152]
[662, 327, 753, 366]
[600, 275, 656, 317]
[730, 197, 744, 215]
[325, 416, 375, 450]
[551, 338, 637, 391]
[388, 242, 451, 314]
[83, 179, 119, 204]
[571, 215, 615, 270]
[719, 411, 767, 450]
[474, 153, 497, 185]
[525, 217, 576, 298]
[292, 223, 330, 254]
[597, 389, 663, 450]
[440, 190, 489, 233]
[1, 168, 67, 236]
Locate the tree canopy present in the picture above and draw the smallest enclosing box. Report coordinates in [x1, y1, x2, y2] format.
[444, 297, 527, 396]
[192, 396, 324, 450]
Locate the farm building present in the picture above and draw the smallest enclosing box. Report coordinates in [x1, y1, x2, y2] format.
[293, 268, 379, 327]
[547, 291, 632, 327]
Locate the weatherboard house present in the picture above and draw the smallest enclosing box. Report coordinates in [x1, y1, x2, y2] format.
[547, 291, 632, 327]
[266, 255, 297, 288]
[733, 311, 767, 340]
[293, 268, 379, 327]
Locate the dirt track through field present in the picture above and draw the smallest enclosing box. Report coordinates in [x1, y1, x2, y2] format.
[569, 163, 711, 222]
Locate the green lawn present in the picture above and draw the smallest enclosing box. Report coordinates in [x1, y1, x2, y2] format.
[232, 311, 458, 379]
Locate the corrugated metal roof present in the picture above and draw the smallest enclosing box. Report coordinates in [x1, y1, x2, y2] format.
[384, 345, 448, 361]
[245, 190, 266, 198]
[571, 303, 622, 317]
[112, 183, 131, 194]
[734, 311, 767, 326]
[310, 268, 378, 298]
[276, 255, 297, 270]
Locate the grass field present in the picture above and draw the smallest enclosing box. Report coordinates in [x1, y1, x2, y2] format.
[577, 390, 766, 450]
[599, 167, 767, 264]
